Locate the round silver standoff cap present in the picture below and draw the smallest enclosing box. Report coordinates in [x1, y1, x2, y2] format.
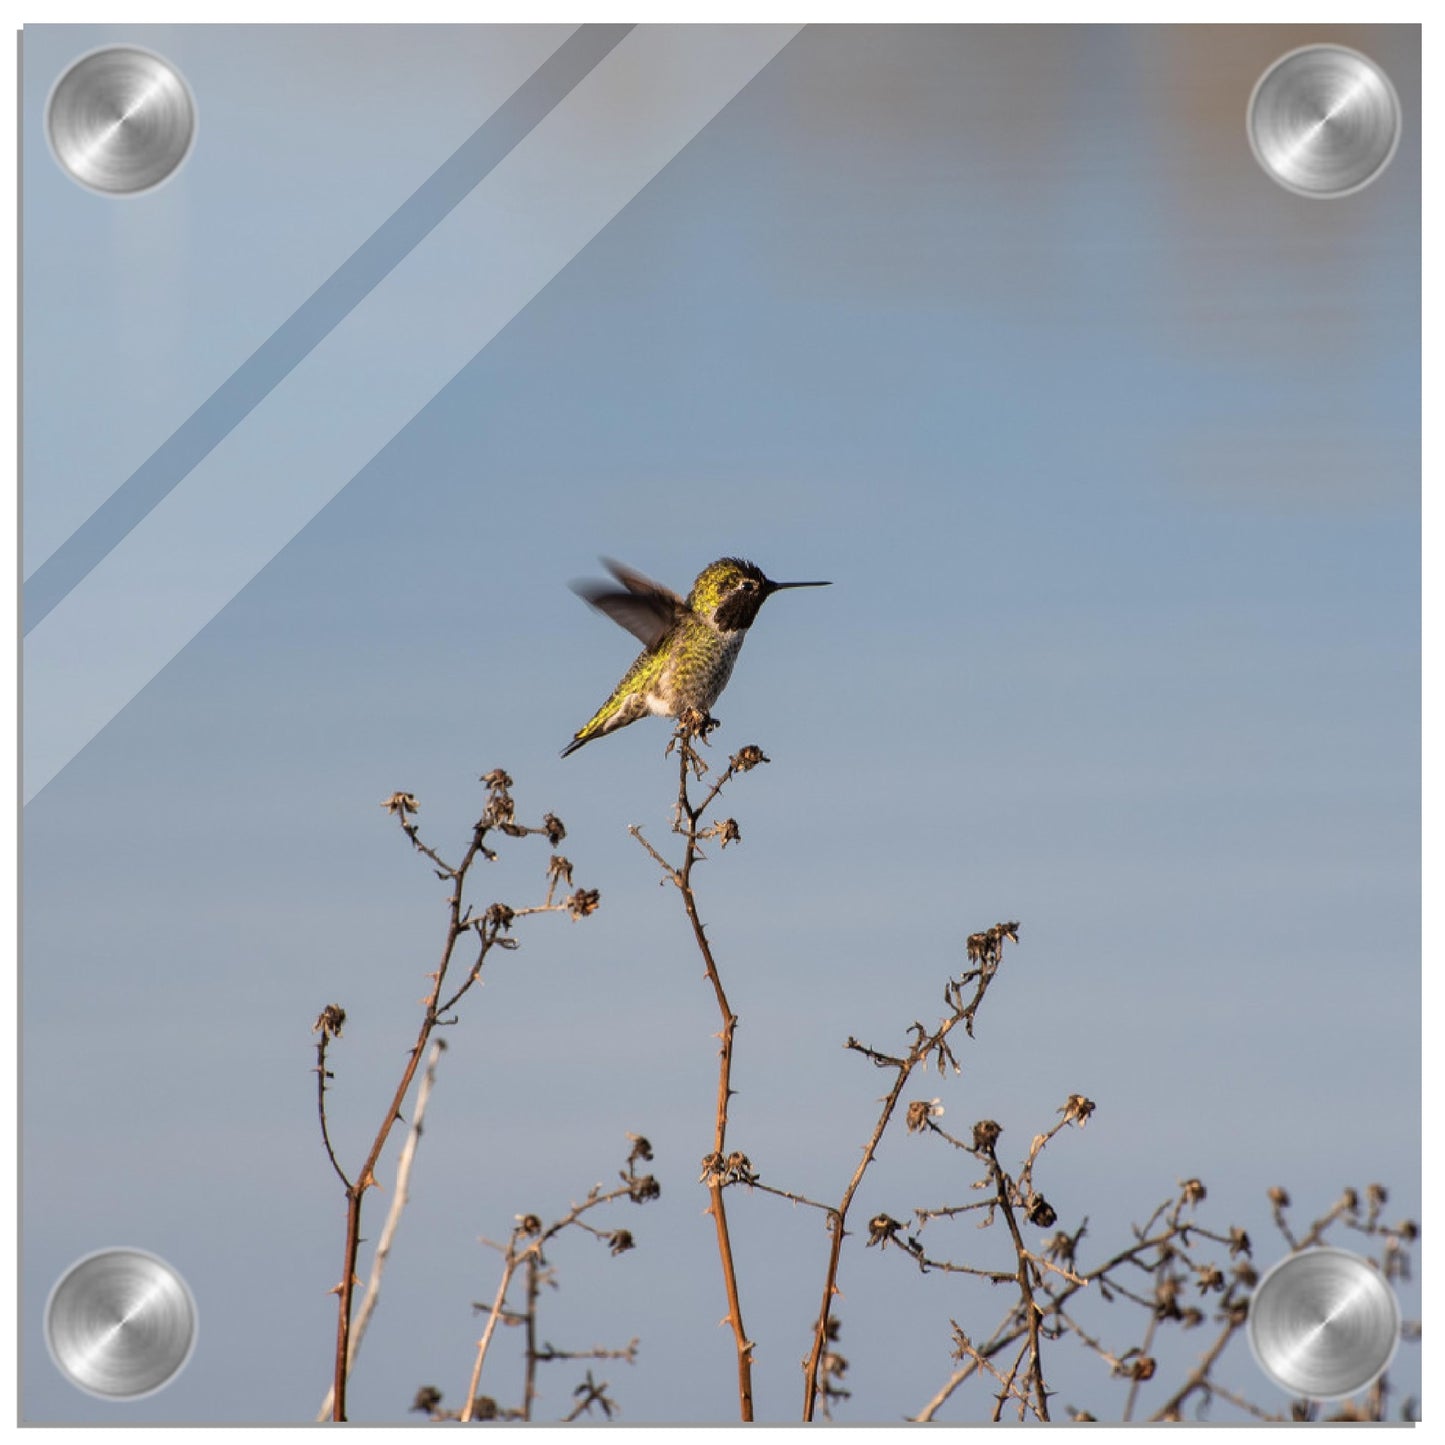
[47, 47, 196, 194]
[45, 1248, 198, 1399]
[1248, 1247, 1399, 1399]
[1247, 44, 1400, 198]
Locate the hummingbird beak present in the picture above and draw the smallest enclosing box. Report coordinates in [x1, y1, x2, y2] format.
[763, 578, 831, 595]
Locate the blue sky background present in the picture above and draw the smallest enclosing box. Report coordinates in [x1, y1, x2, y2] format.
[21, 23, 1420, 1424]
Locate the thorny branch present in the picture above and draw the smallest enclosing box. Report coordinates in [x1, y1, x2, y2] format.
[316, 770, 598, 1422]
[841, 953, 1419, 1429]
[629, 714, 770, 1422]
[315, 1038, 446, 1422]
[800, 921, 1020, 1420]
[979, 1129, 1052, 1419]
[867, 1102, 1086, 1422]
[455, 1135, 659, 1423]
[907, 1172, 1418, 1425]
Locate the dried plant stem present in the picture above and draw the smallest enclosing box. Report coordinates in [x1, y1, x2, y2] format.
[801, 939, 1009, 1420]
[522, 1253, 541, 1421]
[459, 1154, 655, 1422]
[1201, 1378, 1277, 1422]
[1296, 1189, 1362, 1249]
[801, 1061, 913, 1420]
[981, 1138, 1051, 1420]
[631, 731, 757, 1420]
[914, 1366, 973, 1423]
[913, 1212, 1183, 1421]
[1148, 1314, 1246, 1422]
[315, 1027, 347, 1189]
[330, 834, 488, 1420]
[676, 747, 754, 1421]
[1121, 1297, 1160, 1420]
[317, 1039, 446, 1421]
[989, 1339, 1031, 1422]
[461, 1246, 529, 1422]
[323, 778, 587, 1422]
[949, 1325, 1024, 1410]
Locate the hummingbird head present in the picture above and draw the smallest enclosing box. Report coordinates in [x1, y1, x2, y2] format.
[688, 557, 831, 633]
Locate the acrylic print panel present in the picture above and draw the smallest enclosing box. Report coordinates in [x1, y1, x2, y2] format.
[20, 23, 1420, 1425]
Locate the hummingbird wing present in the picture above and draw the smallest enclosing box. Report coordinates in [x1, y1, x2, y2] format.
[572, 558, 688, 650]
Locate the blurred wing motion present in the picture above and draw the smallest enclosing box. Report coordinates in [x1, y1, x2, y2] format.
[571, 557, 688, 650]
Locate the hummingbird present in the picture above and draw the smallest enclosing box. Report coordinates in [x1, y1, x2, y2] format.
[561, 557, 830, 757]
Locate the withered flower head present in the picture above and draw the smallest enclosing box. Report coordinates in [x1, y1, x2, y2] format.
[723, 1151, 758, 1185]
[1382, 1240, 1407, 1281]
[516, 1213, 542, 1237]
[627, 1133, 654, 1163]
[542, 813, 566, 846]
[972, 1119, 1003, 1152]
[627, 1172, 661, 1204]
[867, 1214, 904, 1247]
[411, 1386, 443, 1414]
[1268, 1186, 1291, 1209]
[1026, 1194, 1057, 1228]
[1155, 1275, 1182, 1319]
[381, 791, 419, 815]
[568, 888, 601, 920]
[607, 1230, 635, 1256]
[966, 921, 1021, 967]
[479, 771, 516, 829]
[1195, 1263, 1225, 1294]
[548, 854, 575, 887]
[906, 1098, 944, 1133]
[1180, 1177, 1207, 1206]
[313, 1004, 347, 1039]
[730, 745, 770, 772]
[1061, 1094, 1096, 1126]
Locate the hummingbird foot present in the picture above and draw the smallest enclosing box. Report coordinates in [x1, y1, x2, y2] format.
[682, 708, 722, 742]
[667, 708, 720, 775]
